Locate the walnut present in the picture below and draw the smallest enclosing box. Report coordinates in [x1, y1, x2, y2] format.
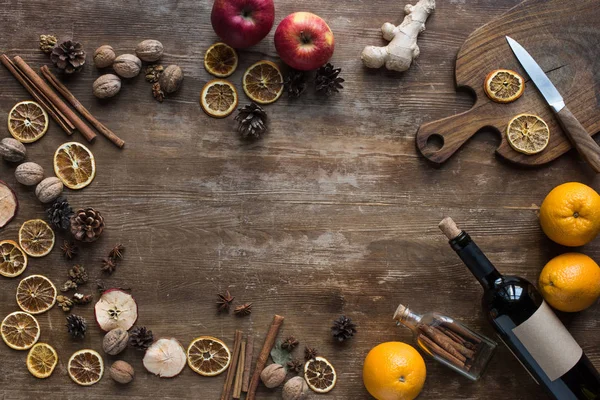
[113, 54, 142, 78]
[282, 376, 309, 400]
[93, 74, 121, 99]
[158, 65, 183, 94]
[260, 363, 286, 388]
[135, 39, 164, 62]
[109, 360, 134, 384]
[103, 328, 129, 355]
[15, 162, 44, 186]
[93, 45, 116, 68]
[35, 177, 63, 203]
[0, 138, 26, 162]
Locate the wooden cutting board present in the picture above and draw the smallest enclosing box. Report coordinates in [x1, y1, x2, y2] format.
[416, 0, 600, 166]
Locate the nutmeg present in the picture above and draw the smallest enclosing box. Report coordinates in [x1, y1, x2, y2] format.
[158, 65, 183, 94]
[282, 376, 310, 400]
[260, 363, 286, 389]
[93, 74, 121, 99]
[113, 54, 142, 78]
[15, 162, 44, 186]
[135, 39, 164, 62]
[109, 360, 134, 384]
[103, 328, 129, 355]
[0, 138, 26, 162]
[93, 45, 116, 68]
[35, 177, 63, 203]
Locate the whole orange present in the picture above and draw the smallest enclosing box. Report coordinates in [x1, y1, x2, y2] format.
[363, 342, 426, 400]
[539, 182, 600, 247]
[539, 253, 600, 312]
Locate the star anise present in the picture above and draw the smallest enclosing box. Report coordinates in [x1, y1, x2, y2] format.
[281, 336, 299, 351]
[60, 240, 78, 259]
[217, 290, 235, 312]
[101, 257, 117, 274]
[234, 303, 252, 316]
[109, 244, 125, 260]
[304, 346, 318, 361]
[287, 358, 303, 373]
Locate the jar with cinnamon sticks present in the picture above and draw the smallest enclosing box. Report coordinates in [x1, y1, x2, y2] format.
[394, 304, 497, 381]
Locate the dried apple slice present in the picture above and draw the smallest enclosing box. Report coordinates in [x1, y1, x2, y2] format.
[0, 180, 17, 228]
[94, 289, 138, 332]
[143, 338, 186, 378]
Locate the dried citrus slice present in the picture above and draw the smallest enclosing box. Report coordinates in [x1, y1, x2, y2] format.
[27, 343, 58, 378]
[68, 349, 104, 386]
[53, 142, 96, 189]
[242, 61, 283, 104]
[200, 80, 238, 118]
[304, 356, 337, 393]
[8, 101, 49, 143]
[506, 113, 550, 155]
[187, 336, 231, 376]
[1, 311, 40, 350]
[0, 240, 27, 278]
[484, 69, 525, 103]
[204, 42, 238, 78]
[16, 275, 57, 314]
[18, 219, 55, 257]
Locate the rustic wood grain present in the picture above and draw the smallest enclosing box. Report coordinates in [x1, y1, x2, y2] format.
[0, 0, 598, 399]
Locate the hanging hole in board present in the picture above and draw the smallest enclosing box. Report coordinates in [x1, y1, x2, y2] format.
[425, 134, 444, 152]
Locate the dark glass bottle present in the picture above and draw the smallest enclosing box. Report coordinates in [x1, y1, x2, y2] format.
[440, 217, 600, 400]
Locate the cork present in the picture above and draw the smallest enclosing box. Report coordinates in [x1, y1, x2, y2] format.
[393, 304, 409, 322]
[439, 217, 461, 240]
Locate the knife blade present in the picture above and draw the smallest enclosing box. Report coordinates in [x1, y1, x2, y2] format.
[506, 36, 600, 173]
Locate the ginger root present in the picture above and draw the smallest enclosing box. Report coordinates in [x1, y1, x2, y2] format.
[361, 0, 435, 72]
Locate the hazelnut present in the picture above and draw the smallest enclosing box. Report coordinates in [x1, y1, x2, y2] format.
[109, 360, 134, 384]
[35, 177, 63, 203]
[15, 162, 44, 186]
[282, 376, 310, 400]
[260, 363, 286, 389]
[93, 45, 116, 68]
[0, 138, 26, 162]
[113, 54, 142, 78]
[93, 74, 121, 99]
[135, 39, 164, 62]
[103, 328, 129, 355]
[158, 65, 183, 94]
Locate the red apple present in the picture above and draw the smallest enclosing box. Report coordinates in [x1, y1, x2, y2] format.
[211, 0, 275, 49]
[274, 12, 334, 71]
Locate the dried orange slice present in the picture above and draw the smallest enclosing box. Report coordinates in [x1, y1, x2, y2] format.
[68, 349, 104, 386]
[200, 80, 238, 118]
[242, 61, 283, 104]
[27, 343, 58, 378]
[19, 219, 55, 258]
[16, 275, 57, 314]
[53, 142, 96, 189]
[304, 356, 337, 393]
[484, 69, 525, 103]
[187, 336, 231, 376]
[8, 101, 49, 143]
[204, 43, 238, 78]
[506, 113, 550, 155]
[1, 311, 40, 350]
[0, 240, 27, 278]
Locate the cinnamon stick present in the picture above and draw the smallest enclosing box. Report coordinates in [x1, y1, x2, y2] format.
[221, 330, 243, 400]
[246, 315, 284, 400]
[419, 325, 466, 362]
[13, 56, 96, 142]
[1, 55, 73, 134]
[419, 334, 465, 369]
[438, 326, 475, 350]
[429, 326, 475, 358]
[233, 341, 246, 399]
[40, 65, 125, 148]
[442, 321, 482, 344]
[242, 335, 253, 393]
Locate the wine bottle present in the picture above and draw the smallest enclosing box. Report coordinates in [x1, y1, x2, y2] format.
[439, 217, 600, 400]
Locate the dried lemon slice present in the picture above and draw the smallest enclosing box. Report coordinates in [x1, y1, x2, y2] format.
[18, 219, 55, 258]
[304, 356, 337, 393]
[200, 80, 238, 118]
[1, 311, 40, 350]
[187, 336, 231, 376]
[54, 142, 96, 190]
[484, 69, 525, 103]
[16, 275, 57, 314]
[27, 343, 58, 378]
[204, 43, 238, 78]
[8, 101, 49, 143]
[0, 240, 27, 277]
[506, 113, 550, 155]
[68, 349, 104, 386]
[243, 61, 284, 104]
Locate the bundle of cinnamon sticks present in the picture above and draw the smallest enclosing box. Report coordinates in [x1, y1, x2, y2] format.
[0, 54, 124, 148]
[417, 321, 482, 371]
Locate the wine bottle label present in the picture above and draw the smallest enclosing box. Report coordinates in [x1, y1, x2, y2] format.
[512, 301, 582, 381]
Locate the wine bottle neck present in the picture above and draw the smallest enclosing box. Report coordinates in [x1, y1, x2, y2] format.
[449, 231, 502, 289]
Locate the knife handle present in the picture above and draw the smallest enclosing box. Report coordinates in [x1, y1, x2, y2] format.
[556, 106, 600, 173]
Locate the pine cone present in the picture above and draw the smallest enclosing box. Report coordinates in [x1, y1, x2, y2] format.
[284, 69, 307, 98]
[315, 63, 344, 95]
[129, 326, 154, 350]
[235, 103, 267, 139]
[39, 34, 57, 54]
[51, 40, 86, 74]
[66, 314, 86, 339]
[68, 265, 88, 284]
[46, 197, 73, 231]
[70, 208, 105, 242]
[331, 315, 357, 342]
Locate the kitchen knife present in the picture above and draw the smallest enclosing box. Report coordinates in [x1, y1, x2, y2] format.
[506, 36, 600, 173]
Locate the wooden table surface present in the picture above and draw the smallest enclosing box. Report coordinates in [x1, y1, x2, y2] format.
[1, 0, 599, 399]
